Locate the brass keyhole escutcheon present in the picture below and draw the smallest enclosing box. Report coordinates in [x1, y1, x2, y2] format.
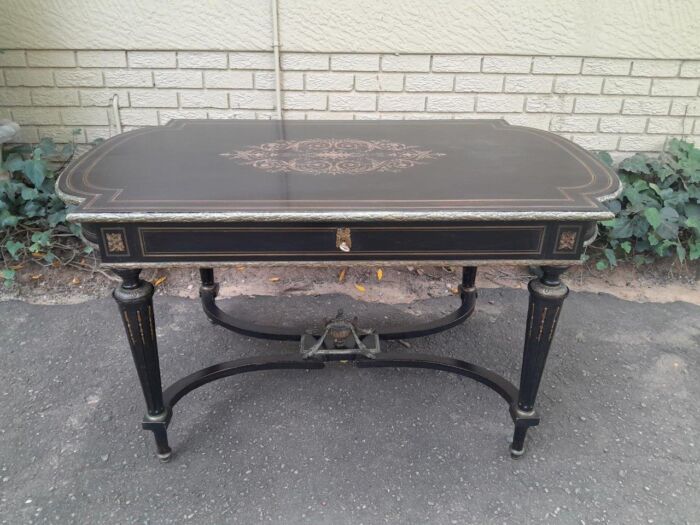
[336, 228, 352, 252]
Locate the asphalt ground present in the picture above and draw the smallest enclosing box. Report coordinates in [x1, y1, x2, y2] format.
[1, 288, 699, 524]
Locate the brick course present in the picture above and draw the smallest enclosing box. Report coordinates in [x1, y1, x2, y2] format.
[1, 50, 698, 153]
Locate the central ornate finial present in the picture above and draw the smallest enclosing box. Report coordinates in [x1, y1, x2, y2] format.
[220, 138, 444, 175]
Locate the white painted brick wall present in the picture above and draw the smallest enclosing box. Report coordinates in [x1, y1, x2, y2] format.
[31, 88, 79, 107]
[254, 71, 303, 91]
[574, 97, 622, 114]
[504, 75, 553, 93]
[331, 54, 379, 71]
[128, 52, 176, 69]
[1, 50, 698, 154]
[378, 94, 426, 111]
[405, 74, 453, 92]
[381, 55, 430, 72]
[129, 90, 178, 108]
[355, 73, 404, 92]
[432, 56, 481, 73]
[482, 56, 531, 74]
[27, 51, 76, 68]
[455, 75, 503, 93]
[204, 71, 253, 89]
[178, 52, 227, 69]
[582, 59, 631, 76]
[599, 116, 648, 133]
[77, 51, 126, 68]
[476, 95, 524, 113]
[306, 72, 354, 91]
[329, 94, 376, 111]
[532, 57, 581, 74]
[180, 91, 228, 109]
[104, 70, 152, 88]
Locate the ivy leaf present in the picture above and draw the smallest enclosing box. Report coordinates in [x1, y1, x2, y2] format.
[22, 149, 47, 187]
[605, 199, 622, 214]
[4, 240, 25, 259]
[604, 248, 617, 267]
[620, 154, 651, 175]
[689, 242, 700, 260]
[608, 216, 634, 239]
[1, 268, 16, 284]
[38, 137, 57, 156]
[4, 154, 25, 173]
[597, 151, 613, 166]
[620, 241, 632, 254]
[0, 210, 19, 227]
[685, 217, 700, 235]
[676, 244, 686, 262]
[685, 203, 700, 220]
[595, 260, 608, 270]
[21, 186, 39, 200]
[655, 206, 680, 240]
[47, 209, 67, 227]
[644, 208, 661, 229]
[31, 230, 52, 247]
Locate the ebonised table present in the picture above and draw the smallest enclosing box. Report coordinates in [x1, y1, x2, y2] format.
[58, 119, 620, 461]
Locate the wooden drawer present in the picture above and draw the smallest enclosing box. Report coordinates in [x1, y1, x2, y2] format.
[93, 221, 589, 264]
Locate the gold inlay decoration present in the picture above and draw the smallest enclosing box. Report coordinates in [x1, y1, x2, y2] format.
[106, 232, 126, 253]
[548, 306, 561, 342]
[557, 230, 577, 251]
[336, 228, 352, 252]
[221, 138, 444, 175]
[537, 307, 549, 342]
[122, 311, 135, 346]
[136, 310, 146, 346]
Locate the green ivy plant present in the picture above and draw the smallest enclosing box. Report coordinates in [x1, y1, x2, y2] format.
[593, 139, 700, 269]
[1, 131, 94, 286]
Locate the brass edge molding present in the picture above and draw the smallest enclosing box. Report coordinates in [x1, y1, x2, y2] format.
[55, 173, 86, 206]
[68, 210, 613, 224]
[582, 224, 599, 247]
[99, 258, 583, 269]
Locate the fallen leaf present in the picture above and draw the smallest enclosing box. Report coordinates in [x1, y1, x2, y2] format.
[31, 252, 44, 258]
[236, 266, 245, 271]
[51, 259, 61, 268]
[376, 268, 383, 281]
[71, 277, 81, 285]
[449, 286, 459, 295]
[338, 267, 347, 283]
[354, 283, 366, 293]
[30, 274, 42, 281]
[269, 277, 280, 282]
[153, 276, 167, 286]
[9, 264, 24, 270]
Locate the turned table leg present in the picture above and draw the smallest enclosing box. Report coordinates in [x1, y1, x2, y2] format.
[510, 266, 569, 458]
[112, 268, 172, 462]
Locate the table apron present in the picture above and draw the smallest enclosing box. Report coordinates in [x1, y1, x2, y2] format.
[88, 221, 591, 264]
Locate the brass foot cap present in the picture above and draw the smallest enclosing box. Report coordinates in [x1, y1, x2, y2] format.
[509, 446, 525, 459]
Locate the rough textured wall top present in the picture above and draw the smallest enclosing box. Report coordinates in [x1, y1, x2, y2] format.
[0, 0, 698, 58]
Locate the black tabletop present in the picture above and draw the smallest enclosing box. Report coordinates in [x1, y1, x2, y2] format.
[58, 119, 620, 223]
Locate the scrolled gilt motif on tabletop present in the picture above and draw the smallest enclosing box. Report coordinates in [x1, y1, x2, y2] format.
[221, 138, 445, 175]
